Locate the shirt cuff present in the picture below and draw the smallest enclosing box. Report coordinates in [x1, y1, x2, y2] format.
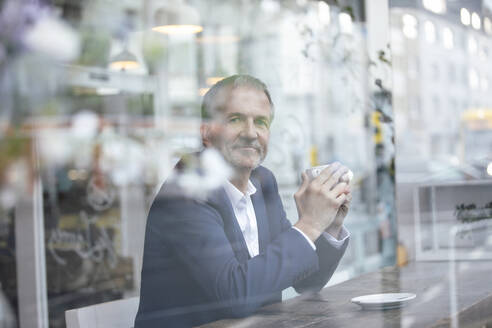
[292, 227, 316, 251]
[322, 225, 350, 249]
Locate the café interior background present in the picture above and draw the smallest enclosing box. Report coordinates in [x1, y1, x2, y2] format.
[0, 0, 490, 327]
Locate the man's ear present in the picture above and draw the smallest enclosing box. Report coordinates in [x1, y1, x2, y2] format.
[200, 123, 212, 147]
[201, 121, 223, 147]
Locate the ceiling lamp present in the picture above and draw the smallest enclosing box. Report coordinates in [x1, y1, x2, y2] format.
[152, 0, 203, 35]
[461, 8, 471, 26]
[422, 0, 446, 14]
[109, 49, 140, 71]
[402, 14, 418, 39]
[484, 17, 492, 35]
[471, 12, 481, 30]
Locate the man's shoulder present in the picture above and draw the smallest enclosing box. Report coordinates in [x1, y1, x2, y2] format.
[251, 165, 278, 193]
[251, 165, 275, 181]
[147, 182, 224, 227]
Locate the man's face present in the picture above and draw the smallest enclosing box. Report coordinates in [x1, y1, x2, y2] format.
[203, 87, 272, 172]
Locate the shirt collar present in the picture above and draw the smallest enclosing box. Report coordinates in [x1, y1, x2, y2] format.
[223, 179, 257, 207]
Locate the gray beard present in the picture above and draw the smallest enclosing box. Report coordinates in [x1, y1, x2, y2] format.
[222, 147, 265, 171]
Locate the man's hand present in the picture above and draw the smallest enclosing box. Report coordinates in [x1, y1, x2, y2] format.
[293, 162, 351, 242]
[325, 191, 352, 239]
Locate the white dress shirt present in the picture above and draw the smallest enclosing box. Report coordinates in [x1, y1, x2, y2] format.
[223, 180, 260, 257]
[223, 180, 349, 258]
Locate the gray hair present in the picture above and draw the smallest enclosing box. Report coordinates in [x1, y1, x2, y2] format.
[201, 74, 274, 121]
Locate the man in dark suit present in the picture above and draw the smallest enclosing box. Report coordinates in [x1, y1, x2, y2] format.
[135, 75, 352, 327]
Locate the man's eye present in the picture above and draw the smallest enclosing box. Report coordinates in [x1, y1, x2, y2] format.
[255, 119, 270, 128]
[228, 117, 241, 123]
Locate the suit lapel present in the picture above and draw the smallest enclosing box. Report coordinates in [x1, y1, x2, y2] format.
[250, 177, 271, 254]
[206, 187, 250, 262]
[206, 176, 271, 259]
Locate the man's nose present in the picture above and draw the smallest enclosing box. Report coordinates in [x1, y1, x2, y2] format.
[240, 119, 258, 139]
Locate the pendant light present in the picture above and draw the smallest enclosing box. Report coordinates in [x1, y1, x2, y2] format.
[109, 48, 140, 71]
[152, 0, 203, 35]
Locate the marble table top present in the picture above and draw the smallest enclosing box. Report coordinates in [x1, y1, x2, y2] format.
[199, 261, 492, 327]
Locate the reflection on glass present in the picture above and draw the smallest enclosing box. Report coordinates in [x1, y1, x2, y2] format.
[468, 36, 477, 54]
[442, 27, 454, 49]
[424, 21, 436, 44]
[460, 8, 471, 26]
[0, 0, 399, 326]
[402, 14, 418, 39]
[471, 12, 481, 30]
[422, 0, 446, 14]
[485, 17, 492, 35]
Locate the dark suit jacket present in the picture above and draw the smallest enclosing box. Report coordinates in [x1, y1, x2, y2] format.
[134, 165, 348, 327]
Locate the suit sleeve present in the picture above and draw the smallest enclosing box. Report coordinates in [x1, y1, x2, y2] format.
[264, 169, 349, 294]
[293, 232, 349, 293]
[148, 196, 319, 318]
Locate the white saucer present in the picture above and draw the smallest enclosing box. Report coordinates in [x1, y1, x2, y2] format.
[351, 293, 416, 310]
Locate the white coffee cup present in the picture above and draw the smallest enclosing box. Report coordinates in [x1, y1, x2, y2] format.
[306, 165, 353, 183]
